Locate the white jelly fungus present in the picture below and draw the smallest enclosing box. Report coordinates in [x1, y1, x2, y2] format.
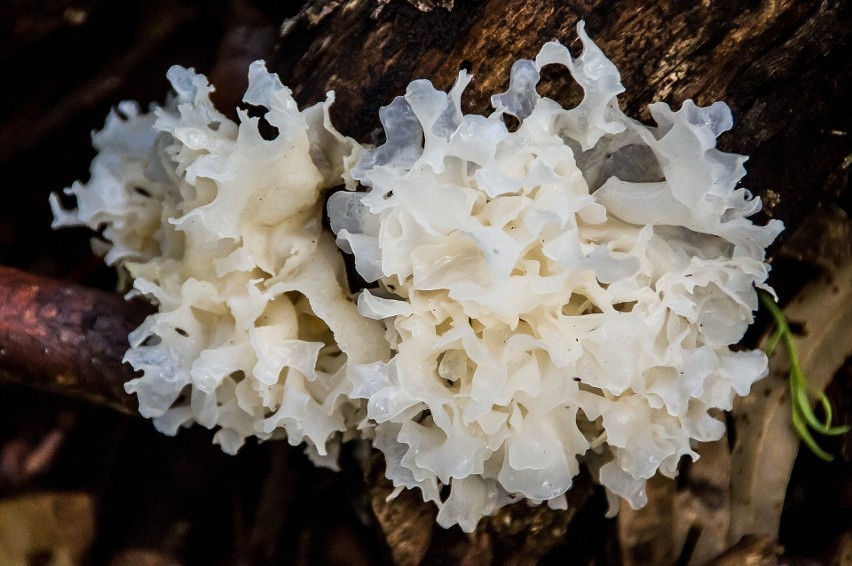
[53, 62, 389, 461]
[329, 22, 782, 531]
[55, 22, 781, 532]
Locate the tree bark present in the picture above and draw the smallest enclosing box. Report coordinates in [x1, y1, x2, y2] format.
[276, 0, 850, 241]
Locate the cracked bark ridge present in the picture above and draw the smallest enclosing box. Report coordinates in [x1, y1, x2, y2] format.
[0, 266, 153, 414]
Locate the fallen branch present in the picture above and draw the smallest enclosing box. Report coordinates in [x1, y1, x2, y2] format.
[0, 266, 152, 414]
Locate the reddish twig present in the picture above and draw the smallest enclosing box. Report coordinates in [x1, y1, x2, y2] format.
[0, 266, 153, 414]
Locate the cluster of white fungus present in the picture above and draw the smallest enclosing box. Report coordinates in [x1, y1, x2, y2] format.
[53, 62, 388, 459]
[54, 24, 781, 532]
[329, 23, 782, 530]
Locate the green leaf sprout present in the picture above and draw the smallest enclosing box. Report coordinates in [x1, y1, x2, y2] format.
[760, 290, 849, 461]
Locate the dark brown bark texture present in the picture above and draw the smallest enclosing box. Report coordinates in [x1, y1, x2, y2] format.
[276, 0, 851, 240]
[0, 0, 850, 564]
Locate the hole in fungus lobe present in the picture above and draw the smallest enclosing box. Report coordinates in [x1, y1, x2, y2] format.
[174, 327, 189, 337]
[288, 292, 339, 356]
[470, 318, 486, 336]
[291, 293, 320, 333]
[140, 334, 162, 347]
[502, 113, 521, 133]
[133, 186, 152, 198]
[614, 301, 637, 313]
[208, 120, 221, 132]
[536, 63, 584, 111]
[369, 126, 386, 147]
[256, 115, 279, 141]
[581, 303, 604, 315]
[562, 300, 603, 316]
[435, 318, 453, 337]
[242, 103, 279, 140]
[174, 384, 191, 405]
[255, 296, 294, 328]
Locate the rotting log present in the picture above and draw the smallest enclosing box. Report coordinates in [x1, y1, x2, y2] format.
[276, 0, 851, 241]
[706, 534, 782, 566]
[0, 266, 152, 414]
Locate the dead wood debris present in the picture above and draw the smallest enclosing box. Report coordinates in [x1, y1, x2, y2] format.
[0, 266, 152, 414]
[706, 534, 781, 566]
[617, 434, 733, 566]
[368, 446, 597, 566]
[0, 491, 96, 565]
[730, 251, 852, 544]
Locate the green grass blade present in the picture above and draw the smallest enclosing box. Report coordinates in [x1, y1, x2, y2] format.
[791, 406, 833, 462]
[759, 289, 848, 461]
